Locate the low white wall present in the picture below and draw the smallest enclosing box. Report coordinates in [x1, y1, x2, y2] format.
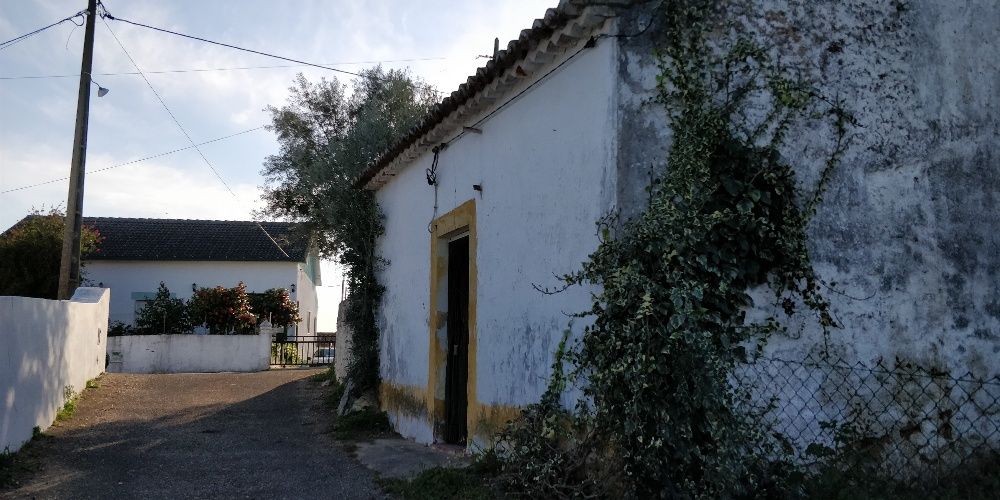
[107, 332, 270, 374]
[0, 288, 110, 452]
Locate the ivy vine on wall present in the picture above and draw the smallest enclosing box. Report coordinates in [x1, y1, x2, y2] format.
[496, 1, 853, 497]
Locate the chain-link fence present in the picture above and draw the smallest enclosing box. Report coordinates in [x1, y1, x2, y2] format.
[735, 354, 1000, 485]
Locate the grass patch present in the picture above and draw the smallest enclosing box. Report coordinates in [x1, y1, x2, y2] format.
[310, 368, 346, 410]
[310, 366, 337, 384]
[85, 378, 100, 389]
[0, 428, 48, 489]
[332, 407, 393, 440]
[311, 367, 395, 440]
[54, 386, 78, 422]
[379, 466, 496, 500]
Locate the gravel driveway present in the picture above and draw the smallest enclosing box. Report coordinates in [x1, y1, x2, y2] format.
[4, 369, 381, 499]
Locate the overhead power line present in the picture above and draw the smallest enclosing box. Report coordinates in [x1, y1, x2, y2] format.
[0, 9, 86, 50]
[0, 126, 265, 195]
[98, 5, 444, 96]
[101, 17, 238, 197]
[100, 13, 289, 258]
[0, 57, 451, 80]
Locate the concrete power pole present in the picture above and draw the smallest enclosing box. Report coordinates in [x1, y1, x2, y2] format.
[58, 0, 98, 300]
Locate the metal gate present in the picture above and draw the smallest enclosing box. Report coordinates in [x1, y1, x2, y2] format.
[270, 336, 335, 367]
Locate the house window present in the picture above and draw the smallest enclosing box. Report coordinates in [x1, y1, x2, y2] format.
[130, 292, 157, 324]
[306, 311, 312, 333]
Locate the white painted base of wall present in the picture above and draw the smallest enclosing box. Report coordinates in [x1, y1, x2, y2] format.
[0, 288, 110, 452]
[107, 332, 271, 374]
[389, 412, 434, 445]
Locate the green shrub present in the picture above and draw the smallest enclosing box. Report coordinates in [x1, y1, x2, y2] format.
[134, 282, 191, 334]
[0, 207, 101, 299]
[107, 320, 134, 337]
[249, 288, 300, 328]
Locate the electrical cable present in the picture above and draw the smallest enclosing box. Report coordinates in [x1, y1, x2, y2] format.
[99, 13, 290, 258]
[97, 3, 444, 96]
[0, 57, 451, 80]
[101, 16, 238, 197]
[0, 9, 86, 50]
[439, 36, 598, 151]
[425, 146, 443, 233]
[405, 35, 600, 223]
[0, 126, 265, 195]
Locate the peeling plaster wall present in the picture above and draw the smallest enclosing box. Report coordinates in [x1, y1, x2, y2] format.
[378, 0, 999, 447]
[617, 0, 1000, 377]
[375, 35, 619, 443]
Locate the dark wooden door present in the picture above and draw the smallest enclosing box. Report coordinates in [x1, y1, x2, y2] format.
[444, 236, 470, 444]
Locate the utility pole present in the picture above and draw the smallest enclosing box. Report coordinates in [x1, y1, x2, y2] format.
[58, 0, 98, 300]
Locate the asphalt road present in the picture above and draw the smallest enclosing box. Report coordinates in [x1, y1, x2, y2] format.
[4, 369, 381, 500]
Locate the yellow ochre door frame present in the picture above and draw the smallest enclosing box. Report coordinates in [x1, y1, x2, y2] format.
[427, 199, 478, 443]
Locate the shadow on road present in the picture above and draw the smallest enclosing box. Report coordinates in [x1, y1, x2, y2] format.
[4, 370, 380, 500]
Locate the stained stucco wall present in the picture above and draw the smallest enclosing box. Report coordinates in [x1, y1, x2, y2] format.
[85, 260, 317, 336]
[0, 288, 109, 452]
[618, 0, 1000, 376]
[375, 34, 619, 444]
[106, 332, 270, 373]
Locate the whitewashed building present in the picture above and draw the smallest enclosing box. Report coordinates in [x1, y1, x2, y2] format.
[83, 217, 321, 336]
[361, 0, 1000, 449]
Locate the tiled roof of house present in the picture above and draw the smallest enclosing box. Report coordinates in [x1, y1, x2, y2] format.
[82, 217, 308, 262]
[356, 0, 628, 189]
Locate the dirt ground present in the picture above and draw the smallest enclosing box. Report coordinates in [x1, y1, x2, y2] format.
[3, 369, 382, 499]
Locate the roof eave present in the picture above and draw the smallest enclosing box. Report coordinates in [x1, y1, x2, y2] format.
[356, 1, 621, 191]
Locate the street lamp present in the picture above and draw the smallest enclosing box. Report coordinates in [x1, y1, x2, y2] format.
[92, 79, 109, 97]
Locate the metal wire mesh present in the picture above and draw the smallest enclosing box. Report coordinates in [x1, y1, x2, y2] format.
[734, 354, 1000, 483]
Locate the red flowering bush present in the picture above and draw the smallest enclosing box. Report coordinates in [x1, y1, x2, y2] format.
[187, 281, 258, 334]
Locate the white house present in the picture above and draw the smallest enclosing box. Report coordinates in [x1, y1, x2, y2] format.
[361, 0, 1000, 448]
[83, 217, 321, 336]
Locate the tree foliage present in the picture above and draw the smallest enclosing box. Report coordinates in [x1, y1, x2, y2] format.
[187, 282, 258, 334]
[260, 68, 436, 391]
[0, 208, 101, 299]
[249, 287, 301, 328]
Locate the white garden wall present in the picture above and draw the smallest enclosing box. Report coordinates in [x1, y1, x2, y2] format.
[106, 332, 270, 374]
[0, 288, 109, 452]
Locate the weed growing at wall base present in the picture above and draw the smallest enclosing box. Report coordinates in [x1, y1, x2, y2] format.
[378, 464, 499, 500]
[331, 407, 393, 440]
[55, 386, 79, 422]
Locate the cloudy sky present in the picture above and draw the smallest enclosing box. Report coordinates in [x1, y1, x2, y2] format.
[0, 0, 556, 328]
